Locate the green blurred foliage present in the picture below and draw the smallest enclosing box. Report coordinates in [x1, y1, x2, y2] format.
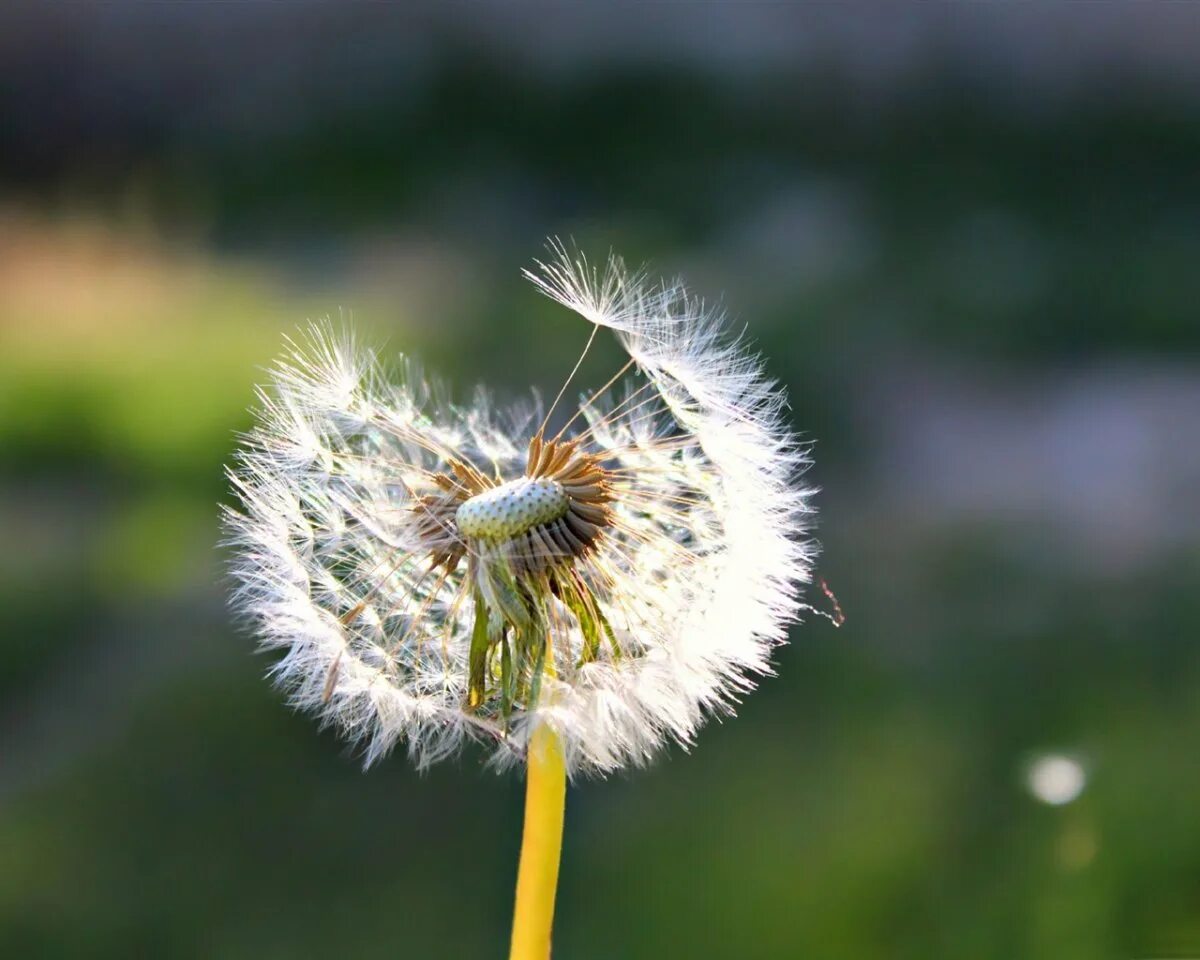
[1, 31, 1198, 960]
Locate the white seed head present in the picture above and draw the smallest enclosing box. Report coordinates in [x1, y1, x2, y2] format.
[456, 478, 568, 540]
[1026, 753, 1087, 806]
[224, 240, 817, 776]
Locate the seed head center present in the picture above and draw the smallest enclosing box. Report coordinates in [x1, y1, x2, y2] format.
[455, 477, 569, 540]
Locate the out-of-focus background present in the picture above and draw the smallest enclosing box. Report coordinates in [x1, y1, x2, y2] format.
[1, 6, 1198, 958]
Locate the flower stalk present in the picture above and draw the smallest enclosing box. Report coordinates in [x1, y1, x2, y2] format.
[509, 721, 567, 960]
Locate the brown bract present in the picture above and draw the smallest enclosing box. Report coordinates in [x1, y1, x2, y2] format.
[515, 435, 614, 576]
[413, 433, 616, 578]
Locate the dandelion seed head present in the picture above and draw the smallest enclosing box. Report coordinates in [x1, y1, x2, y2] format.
[456, 478, 570, 540]
[224, 240, 818, 776]
[1027, 753, 1088, 806]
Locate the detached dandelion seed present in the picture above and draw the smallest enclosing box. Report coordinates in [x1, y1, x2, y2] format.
[224, 241, 819, 958]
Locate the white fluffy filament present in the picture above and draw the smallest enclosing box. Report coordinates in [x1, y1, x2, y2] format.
[224, 243, 816, 776]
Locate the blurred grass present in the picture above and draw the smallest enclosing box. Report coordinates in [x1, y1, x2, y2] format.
[1, 209, 1198, 960]
[0, 215, 288, 479]
[0, 61, 1198, 958]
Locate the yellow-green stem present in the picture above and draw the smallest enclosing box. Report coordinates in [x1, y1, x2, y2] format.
[509, 722, 566, 960]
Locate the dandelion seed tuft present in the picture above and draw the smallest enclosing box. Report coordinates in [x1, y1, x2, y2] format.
[224, 241, 817, 776]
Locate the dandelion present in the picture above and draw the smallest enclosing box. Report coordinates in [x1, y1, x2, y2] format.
[224, 241, 818, 958]
[1026, 753, 1088, 806]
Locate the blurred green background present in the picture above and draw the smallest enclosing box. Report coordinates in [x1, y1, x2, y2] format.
[2, 6, 1198, 958]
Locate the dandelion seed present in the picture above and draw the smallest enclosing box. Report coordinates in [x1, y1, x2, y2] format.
[224, 241, 819, 957]
[1027, 753, 1087, 806]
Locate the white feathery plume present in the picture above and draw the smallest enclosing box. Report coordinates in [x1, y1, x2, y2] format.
[224, 242, 817, 776]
